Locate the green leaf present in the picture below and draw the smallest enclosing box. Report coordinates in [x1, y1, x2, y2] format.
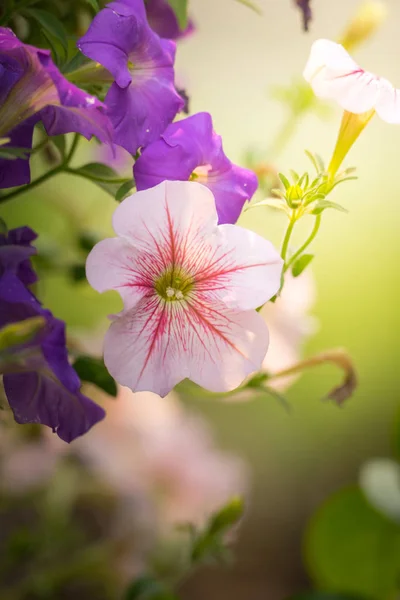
[0, 146, 31, 160]
[124, 575, 177, 600]
[291, 253, 314, 277]
[208, 497, 244, 535]
[73, 355, 117, 397]
[305, 487, 400, 599]
[25, 9, 68, 56]
[234, 0, 262, 15]
[72, 163, 126, 197]
[84, 0, 100, 12]
[278, 173, 291, 190]
[245, 372, 270, 389]
[166, 0, 188, 29]
[51, 135, 66, 159]
[115, 179, 135, 202]
[0, 317, 46, 354]
[62, 50, 90, 74]
[69, 264, 86, 282]
[40, 27, 66, 66]
[311, 200, 348, 215]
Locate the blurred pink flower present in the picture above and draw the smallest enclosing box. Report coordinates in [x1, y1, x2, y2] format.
[260, 271, 318, 390]
[75, 389, 249, 530]
[86, 180, 283, 396]
[304, 39, 400, 122]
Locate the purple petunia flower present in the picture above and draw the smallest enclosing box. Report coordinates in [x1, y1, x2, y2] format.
[0, 226, 105, 442]
[78, 0, 184, 154]
[133, 112, 258, 224]
[295, 0, 312, 31]
[0, 27, 112, 188]
[145, 0, 195, 40]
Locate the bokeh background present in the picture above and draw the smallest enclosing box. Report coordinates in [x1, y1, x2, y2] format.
[2, 0, 400, 598]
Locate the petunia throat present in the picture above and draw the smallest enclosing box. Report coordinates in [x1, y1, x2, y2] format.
[154, 266, 194, 301]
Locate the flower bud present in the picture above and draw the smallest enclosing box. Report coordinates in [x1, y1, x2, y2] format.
[339, 1, 387, 52]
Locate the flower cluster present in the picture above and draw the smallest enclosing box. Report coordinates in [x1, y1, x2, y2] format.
[0, 226, 105, 441]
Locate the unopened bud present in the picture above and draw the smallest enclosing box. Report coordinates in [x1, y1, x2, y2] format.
[339, 1, 387, 52]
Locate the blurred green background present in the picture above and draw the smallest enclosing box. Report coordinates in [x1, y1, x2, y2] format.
[2, 0, 400, 598]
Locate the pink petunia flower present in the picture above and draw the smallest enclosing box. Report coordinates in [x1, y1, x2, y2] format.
[86, 180, 283, 396]
[303, 38, 400, 123]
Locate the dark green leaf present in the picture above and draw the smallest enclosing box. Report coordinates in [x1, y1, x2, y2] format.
[115, 179, 135, 202]
[166, 0, 188, 29]
[25, 9, 68, 56]
[74, 162, 119, 180]
[77, 232, 100, 253]
[311, 200, 347, 215]
[39, 27, 65, 67]
[62, 50, 90, 74]
[305, 487, 400, 599]
[69, 264, 86, 282]
[292, 254, 314, 277]
[73, 355, 117, 397]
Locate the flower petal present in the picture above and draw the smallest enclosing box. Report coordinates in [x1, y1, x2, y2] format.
[191, 224, 283, 311]
[145, 0, 195, 39]
[375, 79, 400, 123]
[184, 302, 269, 393]
[303, 38, 380, 113]
[0, 118, 36, 189]
[112, 180, 218, 262]
[134, 112, 258, 224]
[104, 295, 187, 396]
[3, 372, 105, 443]
[86, 236, 152, 309]
[105, 37, 183, 153]
[104, 295, 269, 396]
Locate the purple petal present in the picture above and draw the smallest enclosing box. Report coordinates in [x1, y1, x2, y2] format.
[0, 269, 38, 306]
[146, 0, 195, 40]
[0, 118, 36, 189]
[39, 58, 112, 143]
[0, 225, 38, 284]
[77, 8, 140, 88]
[3, 372, 105, 443]
[134, 112, 258, 224]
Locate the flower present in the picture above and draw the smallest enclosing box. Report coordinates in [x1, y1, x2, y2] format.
[303, 38, 400, 123]
[0, 226, 105, 442]
[145, 0, 195, 40]
[260, 271, 317, 390]
[133, 113, 258, 224]
[78, 0, 184, 154]
[86, 180, 283, 396]
[75, 389, 248, 530]
[295, 0, 312, 32]
[0, 27, 112, 188]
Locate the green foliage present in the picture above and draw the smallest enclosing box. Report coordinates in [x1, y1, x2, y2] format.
[124, 575, 178, 600]
[116, 179, 136, 202]
[24, 8, 68, 64]
[189, 497, 244, 564]
[0, 317, 46, 354]
[166, 0, 188, 29]
[305, 487, 400, 600]
[71, 162, 132, 198]
[292, 253, 314, 277]
[73, 355, 118, 397]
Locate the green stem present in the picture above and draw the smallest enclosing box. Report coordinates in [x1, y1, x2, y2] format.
[0, 134, 80, 205]
[280, 216, 296, 263]
[268, 111, 299, 158]
[284, 214, 321, 272]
